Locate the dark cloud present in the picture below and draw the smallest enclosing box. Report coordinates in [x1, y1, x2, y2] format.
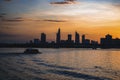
[50, 1, 71, 4]
[0, 13, 6, 17]
[65, 0, 76, 2]
[4, 0, 12, 2]
[1, 17, 24, 22]
[4, 19, 24, 22]
[0, 13, 6, 16]
[43, 19, 67, 22]
[14, 17, 23, 19]
[50, 0, 77, 5]
[0, 13, 6, 20]
[0, 15, 3, 18]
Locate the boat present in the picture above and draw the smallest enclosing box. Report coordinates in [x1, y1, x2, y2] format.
[24, 48, 41, 54]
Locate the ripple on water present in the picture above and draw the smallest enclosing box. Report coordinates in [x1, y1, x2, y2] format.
[48, 69, 112, 80]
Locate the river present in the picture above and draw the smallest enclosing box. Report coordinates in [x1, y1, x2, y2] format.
[0, 48, 120, 80]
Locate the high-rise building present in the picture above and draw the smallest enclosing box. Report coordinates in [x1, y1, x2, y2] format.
[82, 34, 85, 44]
[100, 34, 116, 48]
[56, 28, 61, 44]
[68, 34, 72, 42]
[100, 34, 112, 47]
[41, 33, 46, 43]
[75, 32, 80, 44]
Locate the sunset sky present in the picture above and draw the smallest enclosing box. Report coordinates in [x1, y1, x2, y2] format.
[0, 0, 120, 43]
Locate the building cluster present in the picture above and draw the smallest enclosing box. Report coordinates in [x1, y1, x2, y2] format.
[29, 28, 120, 48]
[29, 28, 98, 47]
[31, 33, 46, 44]
[0, 28, 119, 48]
[100, 34, 120, 48]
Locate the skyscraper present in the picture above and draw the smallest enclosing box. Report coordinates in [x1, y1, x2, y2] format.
[75, 32, 80, 44]
[56, 28, 61, 44]
[68, 34, 72, 42]
[82, 34, 85, 44]
[41, 33, 46, 43]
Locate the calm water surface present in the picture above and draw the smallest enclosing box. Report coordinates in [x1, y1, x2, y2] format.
[0, 48, 120, 80]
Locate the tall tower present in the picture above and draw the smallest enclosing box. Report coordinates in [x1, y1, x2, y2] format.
[56, 28, 61, 44]
[82, 34, 85, 44]
[68, 34, 72, 42]
[75, 32, 80, 44]
[41, 33, 46, 43]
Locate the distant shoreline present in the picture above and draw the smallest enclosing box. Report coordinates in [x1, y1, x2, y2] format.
[0, 43, 120, 49]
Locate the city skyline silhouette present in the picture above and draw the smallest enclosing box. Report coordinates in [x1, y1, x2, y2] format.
[0, 28, 120, 48]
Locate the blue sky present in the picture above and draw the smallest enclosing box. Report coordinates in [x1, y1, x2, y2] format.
[0, 0, 120, 18]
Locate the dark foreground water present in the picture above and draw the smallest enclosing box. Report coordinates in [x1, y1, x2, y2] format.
[0, 48, 120, 80]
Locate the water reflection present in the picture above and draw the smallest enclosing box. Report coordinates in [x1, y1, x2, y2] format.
[39, 49, 120, 70]
[38, 49, 120, 79]
[0, 48, 120, 80]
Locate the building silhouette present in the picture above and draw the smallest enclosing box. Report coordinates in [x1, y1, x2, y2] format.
[82, 35, 85, 44]
[66, 34, 74, 47]
[68, 34, 72, 42]
[41, 33, 46, 43]
[75, 32, 80, 44]
[84, 39, 90, 45]
[91, 40, 98, 45]
[100, 34, 120, 48]
[31, 29, 93, 48]
[56, 28, 61, 44]
[106, 34, 112, 40]
[34, 39, 40, 44]
[100, 34, 112, 47]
